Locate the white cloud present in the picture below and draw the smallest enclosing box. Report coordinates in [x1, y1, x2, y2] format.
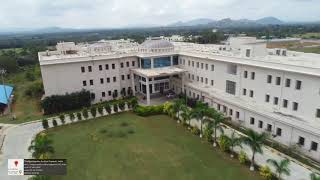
[0, 0, 319, 28]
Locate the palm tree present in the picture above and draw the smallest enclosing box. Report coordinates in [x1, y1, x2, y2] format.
[28, 133, 54, 159]
[181, 105, 192, 128]
[310, 173, 320, 180]
[227, 130, 243, 158]
[242, 129, 269, 171]
[267, 158, 291, 179]
[191, 101, 208, 138]
[207, 109, 225, 147]
[172, 99, 185, 123]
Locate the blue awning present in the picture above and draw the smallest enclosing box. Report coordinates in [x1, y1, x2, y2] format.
[0, 85, 13, 105]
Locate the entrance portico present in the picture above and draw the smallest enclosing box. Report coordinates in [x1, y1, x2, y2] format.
[131, 67, 187, 105]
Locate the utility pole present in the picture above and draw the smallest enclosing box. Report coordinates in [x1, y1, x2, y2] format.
[0, 69, 13, 120]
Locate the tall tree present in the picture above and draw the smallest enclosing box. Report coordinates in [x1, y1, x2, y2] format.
[191, 101, 208, 138]
[181, 105, 192, 128]
[226, 131, 243, 158]
[206, 108, 225, 147]
[267, 158, 291, 179]
[242, 129, 269, 171]
[172, 99, 185, 122]
[28, 133, 54, 159]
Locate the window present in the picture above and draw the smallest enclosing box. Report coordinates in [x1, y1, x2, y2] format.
[197, 76, 199, 81]
[267, 124, 272, 132]
[217, 104, 221, 110]
[105, 64, 109, 70]
[311, 141, 318, 151]
[249, 90, 254, 97]
[243, 88, 247, 95]
[298, 136, 305, 146]
[108, 91, 112, 96]
[244, 71, 248, 78]
[192, 75, 194, 80]
[229, 109, 233, 116]
[267, 75, 272, 83]
[276, 128, 282, 136]
[205, 78, 208, 84]
[293, 102, 298, 111]
[88, 66, 92, 72]
[188, 74, 191, 79]
[205, 64, 208, 70]
[82, 81, 87, 86]
[236, 111, 240, 119]
[120, 62, 124, 68]
[211, 64, 215, 71]
[113, 76, 117, 82]
[226, 80, 236, 95]
[223, 106, 227, 113]
[258, 121, 263, 128]
[316, 109, 320, 118]
[112, 64, 115, 69]
[196, 62, 199, 68]
[251, 72, 255, 80]
[250, 117, 255, 125]
[127, 74, 130, 80]
[173, 56, 179, 65]
[102, 92, 106, 97]
[265, 94, 270, 102]
[283, 99, 288, 108]
[81, 66, 85, 73]
[285, 79, 291, 87]
[192, 61, 194, 67]
[276, 77, 281, 85]
[106, 78, 110, 83]
[132, 61, 135, 66]
[201, 63, 203, 69]
[227, 64, 237, 75]
[246, 49, 251, 57]
[91, 93, 95, 100]
[188, 60, 190, 66]
[126, 61, 129, 67]
[121, 75, 125, 80]
[100, 78, 104, 84]
[154, 57, 171, 68]
[201, 77, 203, 83]
[296, 80, 302, 90]
[274, 97, 279, 105]
[90, 79, 93, 85]
[211, 80, 214, 86]
[99, 65, 102, 71]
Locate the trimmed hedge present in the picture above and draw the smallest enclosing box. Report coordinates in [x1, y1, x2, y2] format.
[133, 105, 164, 116]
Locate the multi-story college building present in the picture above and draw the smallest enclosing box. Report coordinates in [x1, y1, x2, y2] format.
[39, 37, 320, 161]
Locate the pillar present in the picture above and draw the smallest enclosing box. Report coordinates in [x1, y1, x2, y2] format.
[181, 72, 185, 95]
[151, 58, 154, 69]
[170, 56, 173, 66]
[146, 77, 150, 105]
[131, 71, 136, 96]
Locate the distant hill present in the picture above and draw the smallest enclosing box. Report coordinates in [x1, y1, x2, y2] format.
[255, 17, 284, 25]
[169, 18, 215, 27]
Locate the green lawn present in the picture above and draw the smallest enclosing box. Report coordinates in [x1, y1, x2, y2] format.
[46, 112, 261, 180]
[289, 46, 320, 54]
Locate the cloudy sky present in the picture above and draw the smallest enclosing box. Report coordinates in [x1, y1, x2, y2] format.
[0, 0, 319, 29]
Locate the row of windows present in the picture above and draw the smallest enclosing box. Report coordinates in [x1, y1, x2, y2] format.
[242, 88, 254, 98]
[81, 61, 136, 73]
[181, 59, 215, 71]
[188, 73, 214, 86]
[267, 75, 302, 90]
[265, 94, 299, 111]
[243, 71, 255, 80]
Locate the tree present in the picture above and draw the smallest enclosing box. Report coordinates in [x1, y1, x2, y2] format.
[97, 105, 103, 116]
[181, 105, 192, 128]
[242, 129, 269, 171]
[104, 103, 112, 114]
[82, 108, 89, 119]
[310, 173, 320, 180]
[190, 102, 208, 138]
[226, 131, 242, 158]
[113, 103, 118, 113]
[267, 158, 290, 179]
[28, 133, 54, 159]
[206, 108, 224, 147]
[76, 112, 82, 121]
[59, 114, 65, 124]
[118, 100, 125, 111]
[172, 99, 185, 122]
[69, 113, 75, 122]
[90, 107, 97, 118]
[42, 119, 49, 129]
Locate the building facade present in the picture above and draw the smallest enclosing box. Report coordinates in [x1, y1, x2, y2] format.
[39, 37, 320, 161]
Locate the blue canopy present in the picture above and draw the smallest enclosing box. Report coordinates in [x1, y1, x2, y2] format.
[0, 85, 13, 105]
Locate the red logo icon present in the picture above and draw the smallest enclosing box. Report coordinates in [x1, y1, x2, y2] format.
[14, 161, 18, 167]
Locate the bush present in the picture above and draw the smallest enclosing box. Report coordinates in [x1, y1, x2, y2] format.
[25, 80, 44, 97]
[97, 105, 103, 116]
[69, 113, 75, 122]
[239, 150, 248, 164]
[25, 70, 36, 81]
[219, 135, 230, 152]
[118, 100, 125, 111]
[41, 90, 91, 115]
[128, 97, 138, 109]
[133, 105, 164, 116]
[82, 108, 89, 119]
[76, 112, 82, 121]
[113, 103, 119, 113]
[59, 114, 65, 124]
[127, 128, 135, 134]
[120, 122, 129, 127]
[191, 126, 200, 136]
[42, 119, 49, 129]
[52, 119, 58, 127]
[90, 107, 97, 118]
[259, 166, 272, 180]
[203, 126, 213, 142]
[104, 103, 111, 114]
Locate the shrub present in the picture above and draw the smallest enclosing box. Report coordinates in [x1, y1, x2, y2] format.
[97, 105, 103, 116]
[52, 119, 58, 127]
[120, 122, 129, 127]
[25, 70, 36, 81]
[41, 90, 91, 115]
[42, 119, 49, 129]
[90, 107, 97, 118]
[203, 126, 213, 142]
[82, 108, 89, 119]
[127, 128, 135, 134]
[118, 100, 125, 111]
[25, 80, 44, 97]
[191, 126, 200, 136]
[76, 112, 82, 121]
[59, 114, 65, 124]
[259, 166, 272, 180]
[163, 101, 173, 114]
[69, 113, 75, 122]
[133, 105, 164, 116]
[129, 97, 138, 109]
[239, 150, 248, 164]
[113, 103, 119, 113]
[104, 103, 112, 114]
[219, 135, 230, 152]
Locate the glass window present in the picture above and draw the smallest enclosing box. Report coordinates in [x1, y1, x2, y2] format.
[276, 77, 281, 85]
[243, 88, 247, 95]
[82, 80, 86, 86]
[236, 111, 240, 119]
[293, 102, 298, 111]
[267, 124, 272, 132]
[285, 79, 291, 87]
[317, 109, 320, 118]
[258, 121, 263, 128]
[141, 58, 151, 69]
[81, 66, 85, 73]
[88, 66, 92, 72]
[283, 99, 288, 108]
[276, 128, 282, 136]
[105, 64, 109, 70]
[227, 64, 237, 75]
[244, 71, 248, 78]
[296, 80, 302, 90]
[173, 56, 179, 65]
[251, 72, 255, 80]
[154, 57, 171, 68]
[250, 117, 255, 125]
[226, 80, 236, 95]
[311, 141, 318, 151]
[250, 90, 254, 97]
[90, 79, 93, 85]
[274, 97, 279, 105]
[99, 65, 102, 71]
[265, 94, 270, 102]
[298, 136, 305, 146]
[267, 75, 272, 83]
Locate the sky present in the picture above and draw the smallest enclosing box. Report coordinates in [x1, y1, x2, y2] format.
[0, 0, 319, 29]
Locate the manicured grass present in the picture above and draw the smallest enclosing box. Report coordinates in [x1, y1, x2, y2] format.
[289, 46, 320, 54]
[46, 112, 261, 180]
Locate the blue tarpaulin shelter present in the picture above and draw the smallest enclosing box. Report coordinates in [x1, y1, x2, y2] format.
[0, 85, 13, 105]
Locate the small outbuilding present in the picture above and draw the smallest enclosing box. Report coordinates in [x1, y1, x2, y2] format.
[0, 85, 14, 115]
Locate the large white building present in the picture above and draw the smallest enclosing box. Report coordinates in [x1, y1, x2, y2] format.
[38, 37, 320, 161]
